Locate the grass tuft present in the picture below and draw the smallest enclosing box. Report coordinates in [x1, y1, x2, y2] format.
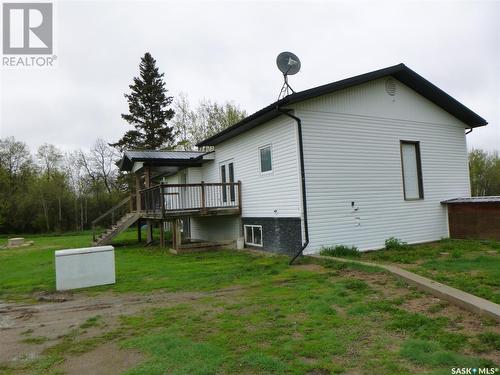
[319, 245, 360, 258]
[80, 315, 102, 329]
[472, 332, 500, 353]
[400, 339, 494, 368]
[22, 335, 49, 345]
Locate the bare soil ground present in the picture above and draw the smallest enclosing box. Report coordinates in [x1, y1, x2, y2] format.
[60, 342, 143, 375]
[0, 287, 245, 373]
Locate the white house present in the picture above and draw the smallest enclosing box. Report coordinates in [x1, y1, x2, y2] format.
[112, 64, 487, 258]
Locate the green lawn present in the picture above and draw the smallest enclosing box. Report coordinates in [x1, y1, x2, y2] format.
[343, 239, 500, 304]
[0, 233, 498, 375]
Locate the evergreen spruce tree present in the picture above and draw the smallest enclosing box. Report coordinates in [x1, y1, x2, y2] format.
[112, 53, 175, 150]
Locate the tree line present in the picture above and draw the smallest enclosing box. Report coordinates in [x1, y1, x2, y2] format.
[2, 136, 498, 235]
[1, 52, 497, 235]
[0, 138, 124, 234]
[469, 149, 500, 196]
[0, 52, 246, 235]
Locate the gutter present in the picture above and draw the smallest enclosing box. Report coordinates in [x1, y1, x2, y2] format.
[276, 107, 309, 265]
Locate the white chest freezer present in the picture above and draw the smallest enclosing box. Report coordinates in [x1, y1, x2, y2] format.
[55, 246, 115, 291]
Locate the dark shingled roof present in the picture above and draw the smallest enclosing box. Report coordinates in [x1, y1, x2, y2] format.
[118, 150, 206, 171]
[197, 63, 488, 147]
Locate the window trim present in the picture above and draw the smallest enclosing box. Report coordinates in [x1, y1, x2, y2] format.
[258, 144, 273, 174]
[400, 140, 424, 201]
[244, 224, 263, 247]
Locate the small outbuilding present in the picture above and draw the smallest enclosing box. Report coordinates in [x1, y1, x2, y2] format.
[441, 197, 500, 240]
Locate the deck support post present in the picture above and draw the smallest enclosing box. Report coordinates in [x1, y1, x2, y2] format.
[137, 218, 142, 243]
[201, 181, 206, 214]
[147, 220, 153, 244]
[171, 220, 177, 250]
[172, 219, 181, 251]
[176, 219, 182, 248]
[159, 220, 165, 248]
[135, 174, 142, 212]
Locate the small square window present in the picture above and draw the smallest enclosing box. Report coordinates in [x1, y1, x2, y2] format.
[244, 225, 263, 247]
[259, 145, 272, 173]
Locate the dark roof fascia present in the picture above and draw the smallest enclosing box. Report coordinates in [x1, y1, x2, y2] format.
[197, 63, 487, 147]
[390, 67, 487, 128]
[118, 156, 204, 172]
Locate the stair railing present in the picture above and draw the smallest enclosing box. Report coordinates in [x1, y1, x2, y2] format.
[91, 195, 133, 243]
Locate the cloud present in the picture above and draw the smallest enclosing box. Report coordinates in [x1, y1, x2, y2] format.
[1, 0, 498, 151]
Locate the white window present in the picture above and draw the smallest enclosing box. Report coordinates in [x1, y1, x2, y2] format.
[259, 145, 272, 173]
[401, 141, 424, 200]
[244, 225, 263, 247]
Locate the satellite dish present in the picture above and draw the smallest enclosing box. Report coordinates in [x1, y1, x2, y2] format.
[276, 52, 301, 76]
[276, 51, 301, 100]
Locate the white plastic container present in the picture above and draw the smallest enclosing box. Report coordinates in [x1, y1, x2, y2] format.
[55, 246, 115, 291]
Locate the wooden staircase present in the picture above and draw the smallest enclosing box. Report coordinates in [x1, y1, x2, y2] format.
[92, 196, 138, 246]
[93, 212, 139, 246]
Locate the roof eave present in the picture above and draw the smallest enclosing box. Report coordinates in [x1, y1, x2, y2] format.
[196, 63, 488, 146]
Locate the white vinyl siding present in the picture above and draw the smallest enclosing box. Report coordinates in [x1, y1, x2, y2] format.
[199, 116, 301, 218]
[190, 216, 240, 242]
[190, 116, 301, 243]
[295, 77, 470, 253]
[186, 167, 202, 183]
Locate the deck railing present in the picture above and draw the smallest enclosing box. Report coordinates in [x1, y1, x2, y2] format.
[139, 181, 241, 217]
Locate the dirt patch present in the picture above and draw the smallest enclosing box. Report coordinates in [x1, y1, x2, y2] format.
[325, 265, 500, 337]
[0, 287, 245, 370]
[60, 342, 143, 375]
[34, 291, 74, 303]
[292, 264, 327, 273]
[336, 268, 410, 300]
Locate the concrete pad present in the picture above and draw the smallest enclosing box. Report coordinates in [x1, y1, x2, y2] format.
[309, 255, 500, 323]
[8, 238, 24, 247]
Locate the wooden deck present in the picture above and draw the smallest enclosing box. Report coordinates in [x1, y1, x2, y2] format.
[139, 182, 241, 220]
[91, 182, 242, 249]
[139, 206, 240, 220]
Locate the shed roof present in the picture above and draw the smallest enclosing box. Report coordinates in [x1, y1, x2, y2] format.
[441, 196, 500, 204]
[118, 150, 205, 171]
[197, 63, 488, 147]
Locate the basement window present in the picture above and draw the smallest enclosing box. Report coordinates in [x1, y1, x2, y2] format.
[259, 145, 273, 173]
[400, 141, 424, 200]
[244, 225, 263, 247]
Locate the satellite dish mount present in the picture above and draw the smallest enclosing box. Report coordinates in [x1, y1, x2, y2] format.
[276, 52, 301, 100]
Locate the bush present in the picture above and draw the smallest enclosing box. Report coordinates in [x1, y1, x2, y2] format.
[385, 237, 408, 251]
[320, 245, 360, 258]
